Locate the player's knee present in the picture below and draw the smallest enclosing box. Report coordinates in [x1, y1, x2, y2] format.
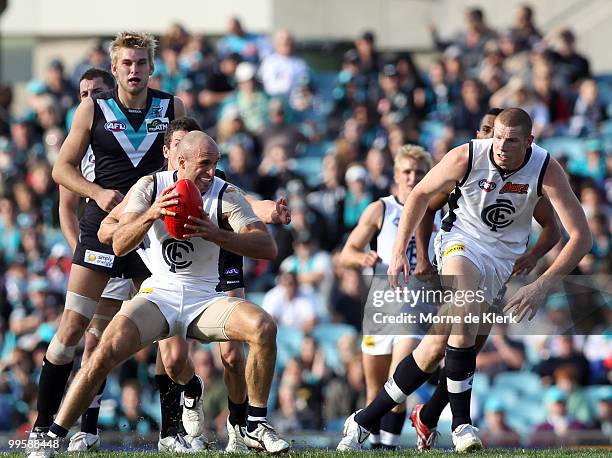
[162, 352, 188, 380]
[83, 331, 100, 359]
[252, 313, 276, 346]
[46, 334, 78, 365]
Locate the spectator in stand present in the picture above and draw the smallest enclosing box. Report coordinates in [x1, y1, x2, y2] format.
[548, 28, 591, 86]
[216, 16, 271, 64]
[112, 379, 158, 434]
[159, 22, 191, 53]
[222, 62, 269, 134]
[224, 142, 258, 192]
[42, 59, 77, 121]
[479, 398, 521, 448]
[353, 31, 381, 80]
[535, 336, 591, 386]
[509, 4, 542, 50]
[430, 7, 497, 76]
[376, 63, 413, 130]
[593, 391, 612, 436]
[449, 79, 488, 140]
[568, 78, 607, 137]
[343, 164, 373, 231]
[260, 98, 307, 155]
[330, 267, 364, 331]
[262, 270, 320, 333]
[198, 52, 240, 129]
[554, 365, 593, 424]
[256, 144, 305, 199]
[364, 147, 391, 200]
[531, 61, 570, 132]
[531, 387, 586, 447]
[424, 60, 456, 122]
[70, 41, 111, 88]
[259, 29, 310, 99]
[280, 232, 334, 303]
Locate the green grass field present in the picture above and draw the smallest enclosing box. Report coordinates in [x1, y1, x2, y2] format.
[2, 449, 611, 457]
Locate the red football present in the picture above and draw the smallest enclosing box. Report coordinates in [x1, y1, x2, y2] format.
[163, 179, 203, 239]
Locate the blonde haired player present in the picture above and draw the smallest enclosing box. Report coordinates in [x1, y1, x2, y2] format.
[339, 145, 438, 449]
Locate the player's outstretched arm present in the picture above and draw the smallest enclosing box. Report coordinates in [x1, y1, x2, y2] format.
[245, 194, 292, 225]
[113, 178, 179, 256]
[389, 144, 469, 286]
[505, 159, 591, 321]
[58, 185, 81, 253]
[184, 186, 277, 260]
[512, 197, 561, 276]
[339, 201, 383, 269]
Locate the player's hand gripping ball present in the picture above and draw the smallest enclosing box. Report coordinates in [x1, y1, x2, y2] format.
[163, 179, 203, 239]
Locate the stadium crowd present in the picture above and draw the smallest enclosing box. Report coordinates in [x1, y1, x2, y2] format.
[0, 4, 609, 448]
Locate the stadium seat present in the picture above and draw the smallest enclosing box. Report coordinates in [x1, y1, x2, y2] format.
[472, 372, 491, 397]
[494, 371, 543, 398]
[276, 326, 304, 367]
[583, 385, 612, 412]
[538, 136, 585, 161]
[311, 323, 356, 345]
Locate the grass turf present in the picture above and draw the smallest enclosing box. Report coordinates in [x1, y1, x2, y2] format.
[2, 449, 610, 457]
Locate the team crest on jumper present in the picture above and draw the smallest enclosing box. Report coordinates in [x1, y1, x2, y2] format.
[481, 198, 516, 232]
[162, 238, 194, 273]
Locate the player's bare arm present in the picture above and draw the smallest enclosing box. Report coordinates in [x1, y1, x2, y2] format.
[512, 197, 561, 276]
[245, 194, 292, 225]
[389, 144, 469, 286]
[112, 177, 179, 256]
[52, 99, 123, 211]
[339, 200, 383, 268]
[97, 192, 131, 245]
[504, 159, 591, 321]
[58, 185, 81, 253]
[184, 185, 277, 260]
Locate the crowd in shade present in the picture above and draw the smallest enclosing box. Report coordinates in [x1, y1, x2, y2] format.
[0, 5, 609, 446]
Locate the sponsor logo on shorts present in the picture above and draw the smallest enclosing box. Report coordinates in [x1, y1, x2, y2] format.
[478, 179, 497, 192]
[362, 335, 376, 348]
[224, 267, 240, 276]
[145, 117, 169, 133]
[443, 243, 465, 257]
[138, 287, 154, 294]
[499, 182, 529, 194]
[84, 249, 114, 268]
[104, 121, 126, 132]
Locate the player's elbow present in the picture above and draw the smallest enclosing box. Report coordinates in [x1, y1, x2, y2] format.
[577, 230, 593, 256]
[112, 238, 130, 257]
[260, 235, 278, 260]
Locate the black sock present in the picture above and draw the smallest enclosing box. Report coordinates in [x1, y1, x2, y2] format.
[34, 357, 74, 428]
[183, 374, 203, 400]
[445, 345, 476, 431]
[420, 366, 449, 429]
[355, 354, 431, 431]
[48, 422, 68, 439]
[156, 374, 183, 438]
[228, 397, 248, 427]
[246, 405, 267, 432]
[380, 411, 405, 448]
[80, 378, 106, 434]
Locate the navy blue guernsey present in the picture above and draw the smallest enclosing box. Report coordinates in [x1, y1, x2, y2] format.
[90, 86, 175, 196]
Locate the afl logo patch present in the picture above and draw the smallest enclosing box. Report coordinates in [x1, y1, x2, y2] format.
[224, 267, 240, 276]
[478, 179, 497, 192]
[162, 238, 194, 273]
[481, 198, 516, 232]
[104, 121, 127, 132]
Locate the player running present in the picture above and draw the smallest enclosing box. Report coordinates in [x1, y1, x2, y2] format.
[408, 108, 560, 450]
[337, 108, 590, 452]
[339, 144, 438, 449]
